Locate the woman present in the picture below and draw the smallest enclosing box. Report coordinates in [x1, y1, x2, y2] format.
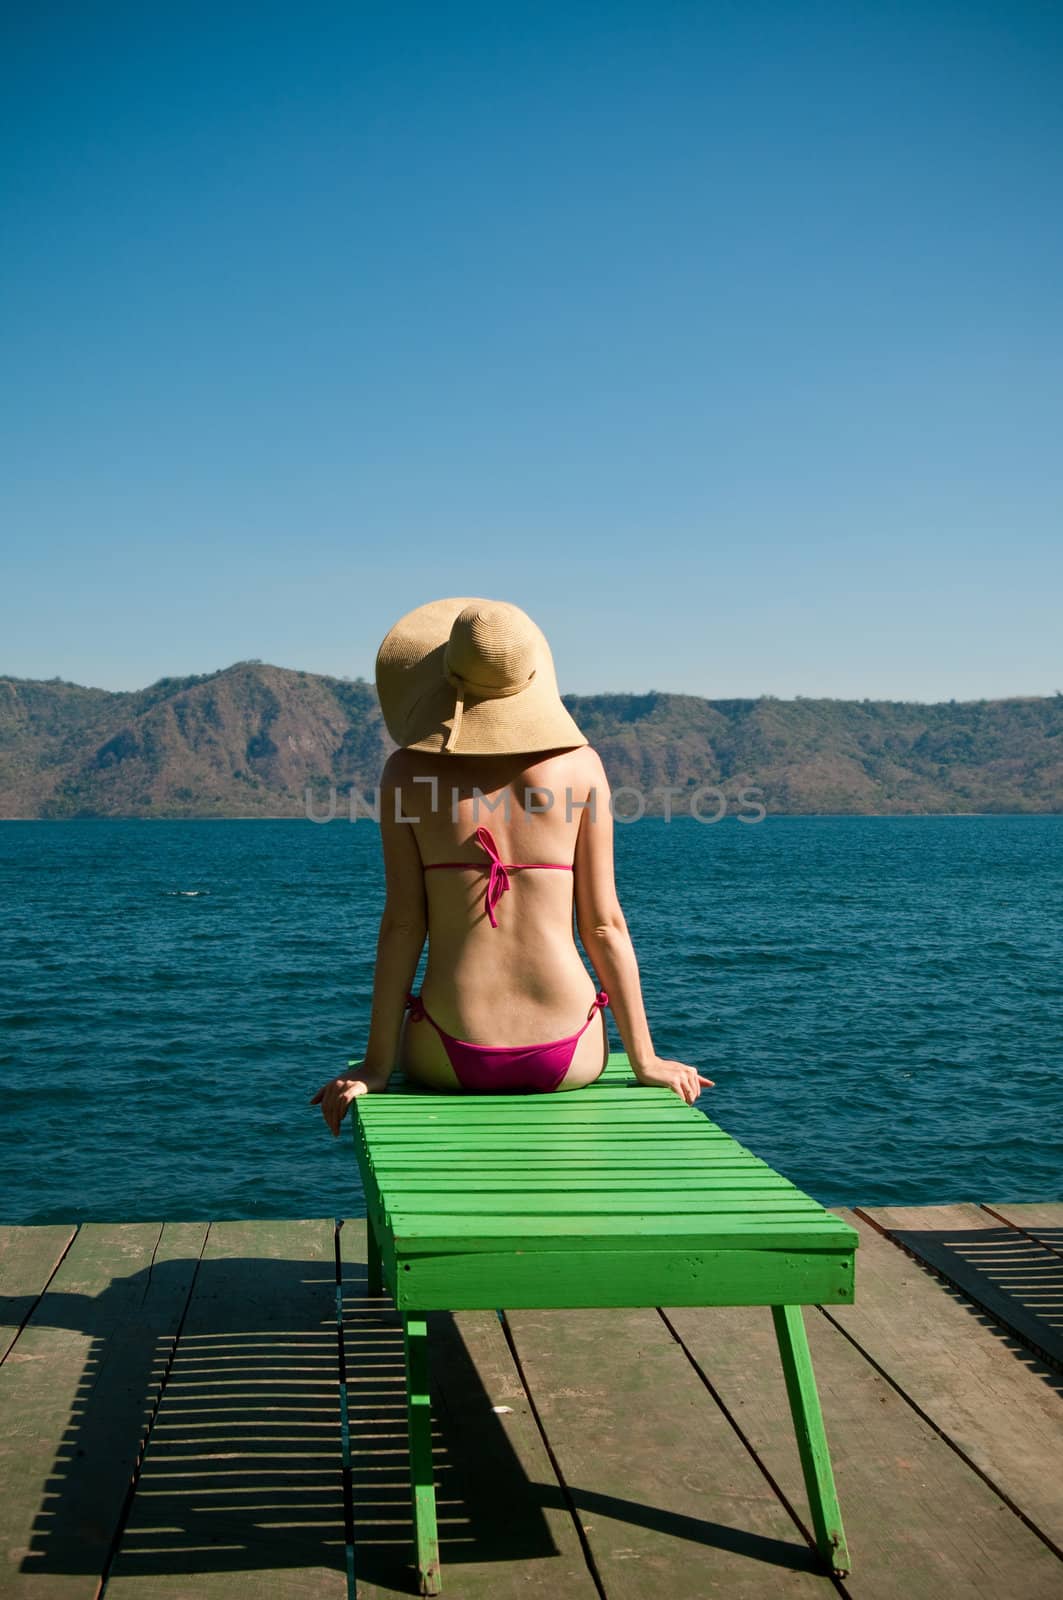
[311, 597, 714, 1135]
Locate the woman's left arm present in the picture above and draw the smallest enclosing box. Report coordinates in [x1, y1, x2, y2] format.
[310, 756, 427, 1133]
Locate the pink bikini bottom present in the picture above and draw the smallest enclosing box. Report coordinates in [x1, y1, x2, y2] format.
[403, 989, 609, 1093]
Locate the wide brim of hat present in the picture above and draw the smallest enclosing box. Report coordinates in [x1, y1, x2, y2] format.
[400, 676, 588, 755]
[375, 595, 588, 756]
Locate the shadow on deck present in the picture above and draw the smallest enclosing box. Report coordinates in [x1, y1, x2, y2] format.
[0, 1204, 1061, 1599]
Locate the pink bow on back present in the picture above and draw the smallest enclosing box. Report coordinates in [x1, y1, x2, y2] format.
[473, 825, 510, 928]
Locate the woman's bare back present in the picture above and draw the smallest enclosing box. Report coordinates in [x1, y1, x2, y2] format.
[393, 744, 608, 1090]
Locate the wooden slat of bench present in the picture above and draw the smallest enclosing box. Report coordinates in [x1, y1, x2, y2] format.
[371, 1147, 799, 1161]
[381, 1244, 855, 1312]
[382, 1198, 824, 1217]
[379, 1212, 853, 1248]
[374, 1170, 778, 1187]
[365, 1132, 761, 1146]
[359, 1097, 729, 1117]
[372, 1172, 804, 1187]
[359, 1093, 698, 1111]
[360, 1110, 720, 1127]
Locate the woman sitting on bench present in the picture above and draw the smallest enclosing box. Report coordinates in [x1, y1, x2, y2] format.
[311, 597, 713, 1132]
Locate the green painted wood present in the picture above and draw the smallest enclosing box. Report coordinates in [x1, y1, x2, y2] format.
[384, 1246, 854, 1312]
[0, 1220, 206, 1600]
[363, 1120, 730, 1131]
[403, 1317, 441, 1596]
[0, 1223, 78, 1363]
[382, 1195, 825, 1216]
[104, 1218, 348, 1600]
[357, 1106, 733, 1124]
[369, 1173, 803, 1187]
[386, 1213, 852, 1247]
[352, 1047, 857, 1589]
[337, 1221, 600, 1600]
[771, 1305, 850, 1575]
[367, 1216, 383, 1296]
[364, 1138, 742, 1153]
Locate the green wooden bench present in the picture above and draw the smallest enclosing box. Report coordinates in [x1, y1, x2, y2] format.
[349, 1050, 858, 1595]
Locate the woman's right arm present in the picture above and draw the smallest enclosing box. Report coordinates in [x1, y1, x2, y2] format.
[573, 749, 714, 1106]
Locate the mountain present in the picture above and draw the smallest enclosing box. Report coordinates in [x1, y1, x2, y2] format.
[0, 662, 1060, 818]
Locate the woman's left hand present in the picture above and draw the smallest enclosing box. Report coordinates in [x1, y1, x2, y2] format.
[309, 1071, 378, 1137]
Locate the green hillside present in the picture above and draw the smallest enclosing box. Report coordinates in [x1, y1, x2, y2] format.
[0, 664, 1059, 818]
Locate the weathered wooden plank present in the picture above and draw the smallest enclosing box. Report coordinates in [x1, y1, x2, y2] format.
[813, 1209, 1063, 1555]
[0, 1220, 207, 1600]
[980, 1202, 1063, 1257]
[0, 1223, 78, 1363]
[338, 1219, 598, 1600]
[105, 1218, 346, 1600]
[663, 1235, 1063, 1597]
[857, 1203, 1063, 1369]
[505, 1303, 837, 1597]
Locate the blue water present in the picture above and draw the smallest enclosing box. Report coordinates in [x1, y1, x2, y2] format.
[1, 816, 1060, 1224]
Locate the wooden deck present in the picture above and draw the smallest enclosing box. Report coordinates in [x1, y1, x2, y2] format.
[0, 1202, 1061, 1599]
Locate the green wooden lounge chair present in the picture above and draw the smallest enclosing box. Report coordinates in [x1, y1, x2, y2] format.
[349, 1049, 858, 1595]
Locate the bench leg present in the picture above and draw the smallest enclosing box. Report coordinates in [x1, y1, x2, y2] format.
[771, 1304, 851, 1577]
[403, 1314, 442, 1595]
[367, 1219, 383, 1296]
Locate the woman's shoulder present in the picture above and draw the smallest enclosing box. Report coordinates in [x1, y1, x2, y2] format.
[549, 744, 608, 786]
[518, 744, 605, 793]
[530, 742, 604, 775]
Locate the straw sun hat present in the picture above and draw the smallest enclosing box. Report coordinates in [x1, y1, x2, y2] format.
[375, 597, 587, 756]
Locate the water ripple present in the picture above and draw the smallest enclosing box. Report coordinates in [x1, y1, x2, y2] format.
[1, 814, 1061, 1223]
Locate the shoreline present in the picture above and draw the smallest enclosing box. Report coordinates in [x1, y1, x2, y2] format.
[2, 810, 1062, 823]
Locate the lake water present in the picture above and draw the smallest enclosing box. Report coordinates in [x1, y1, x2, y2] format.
[1, 816, 1060, 1224]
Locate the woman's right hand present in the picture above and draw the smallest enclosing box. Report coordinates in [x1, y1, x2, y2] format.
[633, 1056, 715, 1105]
[309, 1067, 389, 1136]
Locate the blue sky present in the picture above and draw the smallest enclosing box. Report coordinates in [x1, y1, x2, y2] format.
[3, 1, 1060, 701]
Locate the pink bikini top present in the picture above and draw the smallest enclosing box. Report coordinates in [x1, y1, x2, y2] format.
[422, 824, 573, 928]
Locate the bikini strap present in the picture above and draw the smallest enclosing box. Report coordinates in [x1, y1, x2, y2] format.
[587, 988, 609, 1019]
[404, 992, 426, 1022]
[473, 825, 510, 928]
